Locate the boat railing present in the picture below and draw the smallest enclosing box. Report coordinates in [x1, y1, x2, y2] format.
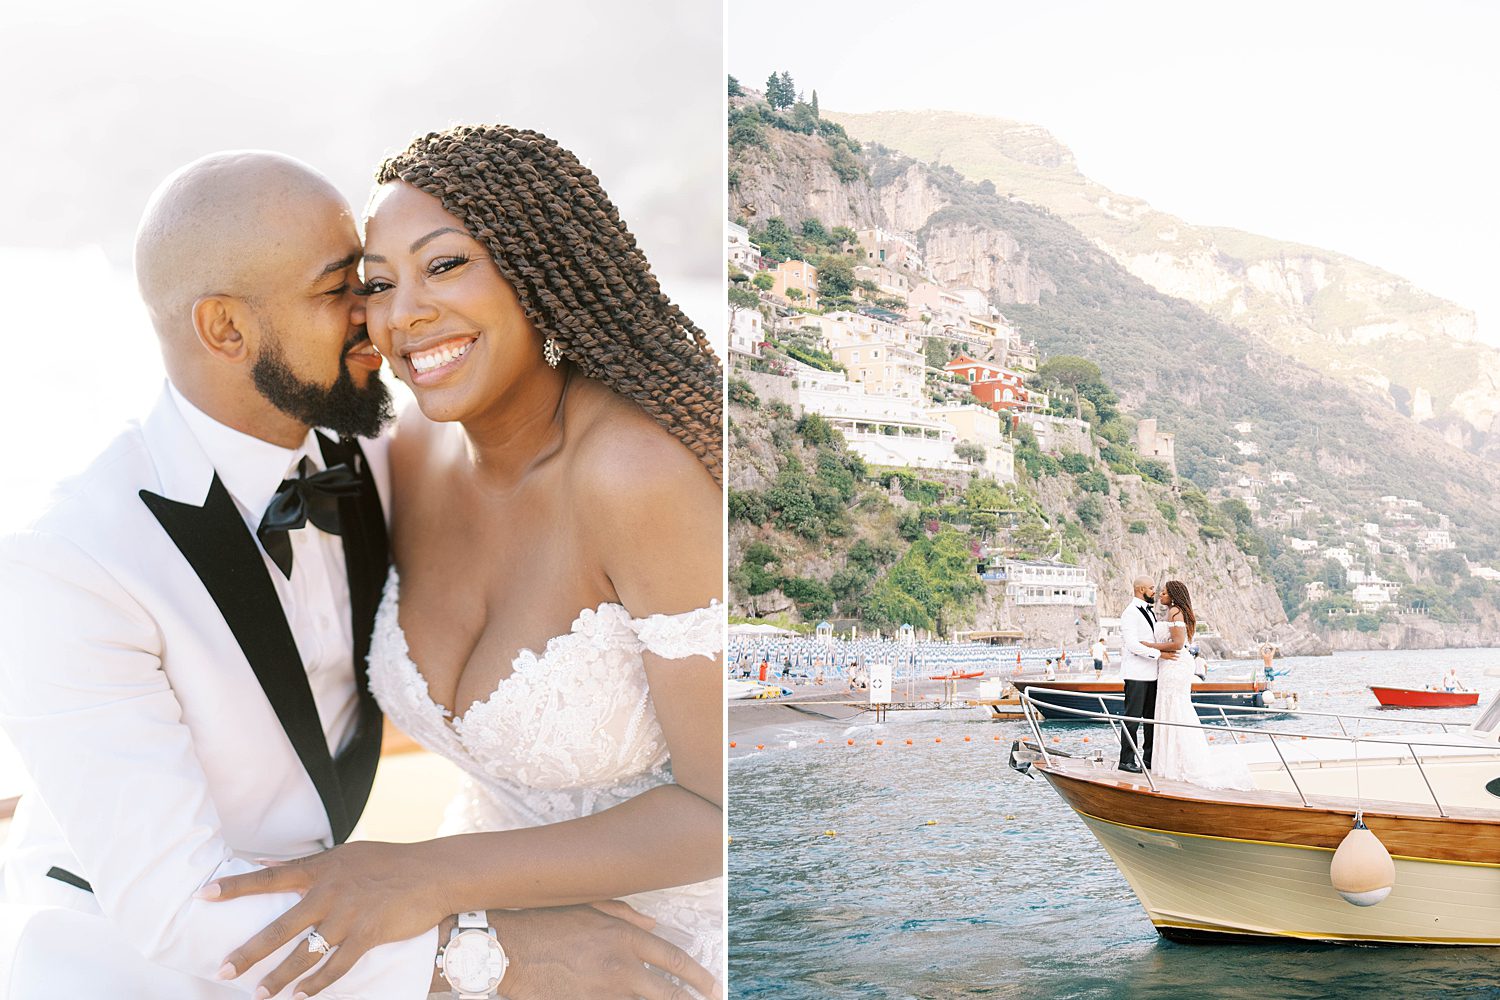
[1017, 687, 1479, 818]
[1026, 685, 1465, 735]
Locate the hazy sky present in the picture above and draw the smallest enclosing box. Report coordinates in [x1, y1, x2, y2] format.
[0, 0, 722, 534]
[731, 0, 1499, 344]
[0, 0, 721, 317]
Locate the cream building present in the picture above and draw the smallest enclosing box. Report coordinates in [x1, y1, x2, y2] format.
[925, 403, 1017, 483]
[1135, 418, 1177, 477]
[855, 226, 923, 273]
[769, 259, 818, 306]
[833, 340, 925, 399]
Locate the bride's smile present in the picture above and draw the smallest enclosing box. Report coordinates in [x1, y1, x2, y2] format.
[360, 181, 553, 429]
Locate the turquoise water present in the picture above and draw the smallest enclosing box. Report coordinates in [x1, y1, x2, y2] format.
[729, 648, 1500, 999]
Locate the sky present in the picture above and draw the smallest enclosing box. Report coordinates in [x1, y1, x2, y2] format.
[730, 0, 1500, 346]
[0, 0, 722, 540]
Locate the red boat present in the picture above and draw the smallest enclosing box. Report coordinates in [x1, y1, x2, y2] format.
[1369, 685, 1479, 708]
[929, 671, 985, 681]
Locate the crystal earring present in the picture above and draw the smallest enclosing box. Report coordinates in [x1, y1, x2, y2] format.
[543, 338, 561, 369]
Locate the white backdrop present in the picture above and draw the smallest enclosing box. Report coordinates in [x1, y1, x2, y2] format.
[0, 0, 724, 796]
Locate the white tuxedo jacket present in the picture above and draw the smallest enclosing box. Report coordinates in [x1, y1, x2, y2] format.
[0, 387, 435, 999]
[1118, 597, 1162, 682]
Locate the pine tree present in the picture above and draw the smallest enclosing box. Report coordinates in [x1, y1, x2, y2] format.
[728, 75, 742, 97]
[765, 72, 782, 106]
[811, 89, 819, 118]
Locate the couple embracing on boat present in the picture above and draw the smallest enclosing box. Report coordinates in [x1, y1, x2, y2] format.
[1116, 578, 1253, 790]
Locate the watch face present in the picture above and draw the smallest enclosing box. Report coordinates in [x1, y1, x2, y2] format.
[444, 931, 506, 991]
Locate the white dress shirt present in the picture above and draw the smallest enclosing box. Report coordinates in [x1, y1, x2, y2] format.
[168, 384, 358, 757]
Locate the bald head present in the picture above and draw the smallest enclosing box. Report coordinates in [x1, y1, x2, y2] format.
[134, 150, 351, 347]
[131, 151, 379, 447]
[1132, 577, 1155, 599]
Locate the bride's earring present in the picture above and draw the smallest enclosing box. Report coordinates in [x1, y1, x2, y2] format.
[543, 338, 561, 369]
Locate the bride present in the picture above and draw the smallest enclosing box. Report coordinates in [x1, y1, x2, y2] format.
[1141, 580, 1253, 791]
[203, 125, 724, 997]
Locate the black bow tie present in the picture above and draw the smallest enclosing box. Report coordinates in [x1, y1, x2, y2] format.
[256, 456, 363, 579]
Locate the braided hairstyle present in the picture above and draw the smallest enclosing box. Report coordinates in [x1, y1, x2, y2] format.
[376, 124, 723, 483]
[1163, 580, 1196, 641]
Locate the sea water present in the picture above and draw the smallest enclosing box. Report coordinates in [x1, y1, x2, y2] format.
[729, 647, 1500, 999]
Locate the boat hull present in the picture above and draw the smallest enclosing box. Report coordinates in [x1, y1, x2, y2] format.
[1041, 763, 1500, 945]
[1370, 686, 1480, 708]
[1015, 680, 1270, 721]
[1080, 811, 1500, 945]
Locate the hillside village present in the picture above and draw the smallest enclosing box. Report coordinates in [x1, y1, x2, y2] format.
[726, 73, 1500, 647]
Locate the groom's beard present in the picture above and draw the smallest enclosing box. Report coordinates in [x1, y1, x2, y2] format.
[251, 329, 393, 439]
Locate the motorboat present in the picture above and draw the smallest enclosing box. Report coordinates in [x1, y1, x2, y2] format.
[1012, 677, 1296, 722]
[1370, 685, 1479, 709]
[1009, 687, 1500, 944]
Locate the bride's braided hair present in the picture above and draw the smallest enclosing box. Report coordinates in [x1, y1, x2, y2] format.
[376, 124, 723, 483]
[1164, 580, 1196, 640]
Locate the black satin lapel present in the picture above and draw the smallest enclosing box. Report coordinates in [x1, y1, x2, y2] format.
[316, 435, 388, 837]
[140, 475, 352, 842]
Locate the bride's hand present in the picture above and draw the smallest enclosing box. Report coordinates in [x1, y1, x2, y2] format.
[202, 841, 446, 997]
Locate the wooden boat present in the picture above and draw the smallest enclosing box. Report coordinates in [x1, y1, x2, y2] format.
[1012, 678, 1286, 721]
[1010, 690, 1500, 944]
[929, 670, 985, 681]
[1370, 686, 1479, 709]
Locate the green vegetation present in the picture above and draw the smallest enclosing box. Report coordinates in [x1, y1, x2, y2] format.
[863, 527, 983, 631]
[728, 378, 759, 408]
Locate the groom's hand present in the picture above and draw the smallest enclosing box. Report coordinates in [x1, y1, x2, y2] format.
[444, 903, 721, 1000]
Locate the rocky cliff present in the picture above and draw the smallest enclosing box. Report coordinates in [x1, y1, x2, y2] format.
[727, 380, 1309, 652]
[828, 109, 1500, 459]
[1025, 475, 1294, 653]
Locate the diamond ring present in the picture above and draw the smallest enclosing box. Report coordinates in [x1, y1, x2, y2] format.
[306, 929, 331, 956]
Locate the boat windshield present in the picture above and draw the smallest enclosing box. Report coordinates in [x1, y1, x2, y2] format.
[1469, 690, 1500, 741]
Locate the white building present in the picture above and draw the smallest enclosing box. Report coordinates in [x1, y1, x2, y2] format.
[1362, 522, 1382, 538]
[1304, 581, 1328, 601]
[1288, 538, 1319, 553]
[1233, 421, 1254, 435]
[1325, 546, 1356, 568]
[1352, 580, 1401, 609]
[793, 366, 967, 472]
[1416, 529, 1456, 552]
[1234, 440, 1260, 457]
[729, 304, 763, 357]
[726, 221, 762, 272]
[999, 560, 1098, 608]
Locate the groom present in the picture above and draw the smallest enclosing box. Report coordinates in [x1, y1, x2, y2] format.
[1116, 577, 1176, 773]
[0, 152, 708, 998]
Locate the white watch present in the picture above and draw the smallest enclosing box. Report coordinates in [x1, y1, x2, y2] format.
[437, 910, 508, 999]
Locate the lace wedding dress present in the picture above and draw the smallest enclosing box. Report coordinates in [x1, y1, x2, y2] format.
[367, 569, 725, 981]
[1151, 619, 1254, 790]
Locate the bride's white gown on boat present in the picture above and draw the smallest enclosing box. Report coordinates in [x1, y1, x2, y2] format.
[1150, 619, 1254, 790]
[367, 569, 726, 976]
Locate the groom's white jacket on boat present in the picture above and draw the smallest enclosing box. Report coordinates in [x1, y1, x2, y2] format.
[1119, 597, 1162, 682]
[0, 384, 435, 999]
